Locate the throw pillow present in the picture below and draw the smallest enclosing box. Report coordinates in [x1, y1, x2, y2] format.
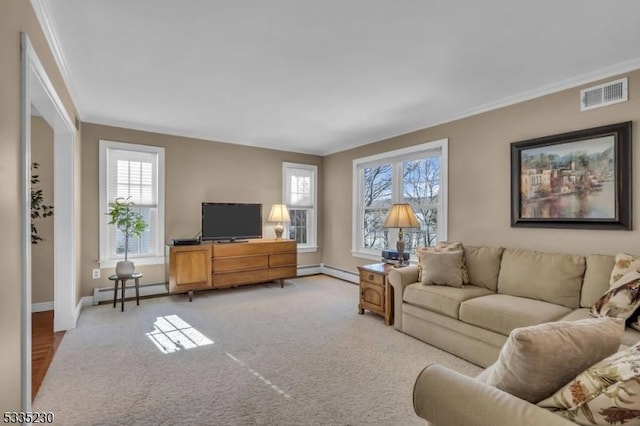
[476, 317, 624, 403]
[417, 241, 469, 284]
[609, 253, 640, 286]
[538, 342, 640, 426]
[590, 271, 640, 320]
[419, 250, 465, 288]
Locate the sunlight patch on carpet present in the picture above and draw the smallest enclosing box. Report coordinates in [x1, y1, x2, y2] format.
[226, 352, 292, 399]
[146, 315, 214, 354]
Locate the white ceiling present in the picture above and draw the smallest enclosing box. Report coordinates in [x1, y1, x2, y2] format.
[34, 1, 640, 155]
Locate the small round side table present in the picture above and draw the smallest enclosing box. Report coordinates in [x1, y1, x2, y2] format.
[109, 273, 142, 312]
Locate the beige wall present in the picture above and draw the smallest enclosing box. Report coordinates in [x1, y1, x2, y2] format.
[323, 69, 640, 273]
[80, 123, 323, 296]
[0, 0, 79, 411]
[31, 116, 55, 304]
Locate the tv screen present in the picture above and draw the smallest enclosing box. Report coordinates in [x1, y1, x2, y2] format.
[201, 202, 262, 242]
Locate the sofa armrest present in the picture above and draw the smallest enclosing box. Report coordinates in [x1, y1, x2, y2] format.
[388, 265, 419, 330]
[414, 364, 575, 426]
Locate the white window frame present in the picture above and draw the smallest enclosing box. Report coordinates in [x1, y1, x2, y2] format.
[99, 140, 165, 268]
[351, 139, 448, 260]
[283, 162, 318, 253]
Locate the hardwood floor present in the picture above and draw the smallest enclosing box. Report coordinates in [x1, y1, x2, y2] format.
[32, 311, 65, 401]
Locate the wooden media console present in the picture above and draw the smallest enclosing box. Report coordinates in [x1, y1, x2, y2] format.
[168, 239, 297, 299]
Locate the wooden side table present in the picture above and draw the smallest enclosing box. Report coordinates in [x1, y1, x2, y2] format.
[109, 273, 142, 312]
[357, 263, 394, 326]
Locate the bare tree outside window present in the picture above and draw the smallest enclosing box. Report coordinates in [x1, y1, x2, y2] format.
[362, 165, 392, 250]
[355, 140, 447, 259]
[288, 209, 308, 244]
[402, 158, 440, 255]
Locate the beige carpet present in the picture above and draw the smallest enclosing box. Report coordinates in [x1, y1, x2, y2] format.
[34, 275, 481, 425]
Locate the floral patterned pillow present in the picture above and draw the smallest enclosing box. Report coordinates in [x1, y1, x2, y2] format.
[417, 241, 469, 284]
[609, 253, 640, 286]
[590, 271, 640, 320]
[538, 342, 640, 425]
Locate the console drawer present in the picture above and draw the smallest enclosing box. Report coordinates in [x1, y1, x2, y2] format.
[213, 243, 269, 257]
[213, 269, 269, 287]
[214, 255, 268, 273]
[269, 253, 297, 267]
[269, 266, 297, 280]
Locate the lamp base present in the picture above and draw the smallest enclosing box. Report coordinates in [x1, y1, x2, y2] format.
[274, 223, 284, 241]
[396, 242, 405, 266]
[396, 228, 405, 266]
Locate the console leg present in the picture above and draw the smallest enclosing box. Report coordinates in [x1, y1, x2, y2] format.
[280, 279, 284, 288]
[188, 290, 194, 302]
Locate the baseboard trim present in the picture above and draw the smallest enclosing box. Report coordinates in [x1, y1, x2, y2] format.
[319, 264, 359, 284]
[31, 301, 54, 313]
[86, 265, 353, 306]
[75, 298, 88, 327]
[297, 264, 322, 276]
[92, 281, 170, 305]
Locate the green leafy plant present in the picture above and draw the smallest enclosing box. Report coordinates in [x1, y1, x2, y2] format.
[106, 197, 147, 262]
[31, 162, 54, 244]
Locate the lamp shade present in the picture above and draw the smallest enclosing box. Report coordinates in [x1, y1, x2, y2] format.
[383, 203, 420, 228]
[268, 204, 290, 223]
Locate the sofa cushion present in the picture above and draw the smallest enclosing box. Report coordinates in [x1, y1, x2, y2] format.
[463, 246, 504, 291]
[459, 294, 571, 336]
[419, 250, 465, 288]
[610, 253, 640, 286]
[581, 254, 615, 308]
[590, 271, 640, 320]
[560, 308, 640, 348]
[497, 248, 585, 309]
[538, 340, 640, 425]
[477, 317, 624, 403]
[418, 242, 469, 284]
[403, 283, 494, 319]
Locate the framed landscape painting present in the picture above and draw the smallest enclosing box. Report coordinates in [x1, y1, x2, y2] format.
[511, 121, 632, 230]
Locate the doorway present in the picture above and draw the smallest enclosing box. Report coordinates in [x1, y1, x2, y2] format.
[21, 33, 77, 411]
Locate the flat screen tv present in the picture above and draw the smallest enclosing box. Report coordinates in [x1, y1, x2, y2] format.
[201, 202, 262, 242]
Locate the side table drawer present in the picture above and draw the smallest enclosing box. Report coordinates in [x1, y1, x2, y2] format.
[359, 270, 385, 286]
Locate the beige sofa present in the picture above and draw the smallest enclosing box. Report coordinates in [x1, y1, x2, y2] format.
[389, 246, 640, 368]
[389, 246, 640, 425]
[413, 364, 576, 426]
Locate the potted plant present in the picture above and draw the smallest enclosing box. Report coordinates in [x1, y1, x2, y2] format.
[31, 162, 54, 244]
[107, 196, 147, 276]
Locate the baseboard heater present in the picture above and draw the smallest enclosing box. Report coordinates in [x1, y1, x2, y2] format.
[93, 281, 169, 305]
[296, 264, 322, 276]
[320, 265, 359, 284]
[92, 266, 321, 305]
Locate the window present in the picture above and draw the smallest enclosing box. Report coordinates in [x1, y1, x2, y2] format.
[283, 162, 317, 252]
[99, 140, 165, 267]
[352, 139, 448, 260]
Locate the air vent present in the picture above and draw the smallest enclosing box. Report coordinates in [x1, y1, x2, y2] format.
[580, 77, 628, 111]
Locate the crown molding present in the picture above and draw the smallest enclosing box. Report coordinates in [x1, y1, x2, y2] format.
[324, 58, 640, 156]
[29, 0, 83, 120]
[83, 115, 326, 156]
[26, 0, 640, 157]
[445, 58, 640, 125]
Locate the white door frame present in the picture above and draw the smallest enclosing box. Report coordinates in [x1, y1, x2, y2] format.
[21, 32, 77, 411]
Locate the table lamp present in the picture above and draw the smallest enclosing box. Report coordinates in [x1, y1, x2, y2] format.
[383, 203, 420, 266]
[268, 204, 290, 240]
